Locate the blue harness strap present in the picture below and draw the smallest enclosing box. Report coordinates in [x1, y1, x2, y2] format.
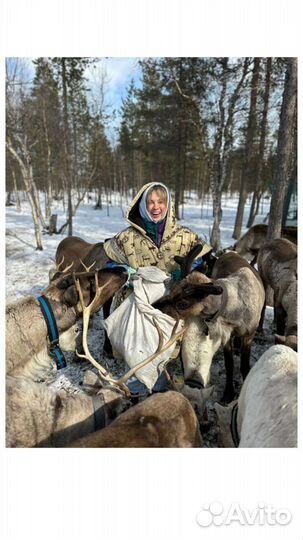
[37, 295, 67, 370]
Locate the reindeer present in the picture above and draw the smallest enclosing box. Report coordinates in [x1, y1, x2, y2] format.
[69, 390, 202, 447]
[6, 302, 190, 447]
[51, 236, 115, 355]
[232, 224, 297, 265]
[6, 372, 131, 447]
[153, 252, 265, 402]
[53, 236, 110, 276]
[257, 238, 297, 351]
[214, 345, 297, 447]
[6, 267, 128, 381]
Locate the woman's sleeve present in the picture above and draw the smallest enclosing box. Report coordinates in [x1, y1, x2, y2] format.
[103, 233, 129, 265]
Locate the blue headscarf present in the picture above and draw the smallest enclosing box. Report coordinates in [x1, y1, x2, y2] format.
[138, 182, 170, 223]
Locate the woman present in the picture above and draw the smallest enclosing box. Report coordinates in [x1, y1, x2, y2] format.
[103, 182, 212, 395]
[104, 182, 212, 275]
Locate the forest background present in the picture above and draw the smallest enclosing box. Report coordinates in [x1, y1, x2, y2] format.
[6, 57, 297, 252]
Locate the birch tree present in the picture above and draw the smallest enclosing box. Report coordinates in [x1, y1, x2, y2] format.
[6, 58, 44, 249]
[233, 57, 261, 239]
[209, 58, 250, 250]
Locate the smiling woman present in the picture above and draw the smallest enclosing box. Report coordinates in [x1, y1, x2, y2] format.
[102, 181, 213, 393]
[103, 181, 212, 273]
[146, 186, 168, 222]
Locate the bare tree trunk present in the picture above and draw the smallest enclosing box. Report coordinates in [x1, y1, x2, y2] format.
[42, 103, 53, 220]
[7, 140, 43, 250]
[174, 138, 182, 220]
[233, 58, 260, 239]
[6, 192, 12, 206]
[267, 59, 297, 240]
[12, 169, 21, 212]
[95, 189, 102, 209]
[282, 163, 296, 225]
[247, 58, 272, 227]
[210, 58, 249, 250]
[61, 58, 73, 237]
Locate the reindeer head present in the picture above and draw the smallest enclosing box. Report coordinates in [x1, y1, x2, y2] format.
[44, 267, 128, 315]
[153, 275, 223, 319]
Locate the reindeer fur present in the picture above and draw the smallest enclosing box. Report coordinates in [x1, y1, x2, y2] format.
[70, 391, 203, 448]
[215, 345, 297, 447]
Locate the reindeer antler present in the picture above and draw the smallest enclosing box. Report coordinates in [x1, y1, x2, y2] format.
[74, 273, 131, 395]
[56, 255, 74, 274]
[79, 259, 96, 272]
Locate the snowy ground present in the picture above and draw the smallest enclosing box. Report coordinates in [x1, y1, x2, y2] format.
[6, 192, 275, 447]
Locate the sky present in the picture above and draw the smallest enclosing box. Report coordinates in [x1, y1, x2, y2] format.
[100, 57, 142, 108]
[89, 57, 143, 140]
[6, 56, 143, 141]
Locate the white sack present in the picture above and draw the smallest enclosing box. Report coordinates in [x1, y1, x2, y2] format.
[102, 267, 182, 390]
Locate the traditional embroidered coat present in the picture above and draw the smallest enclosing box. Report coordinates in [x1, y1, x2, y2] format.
[104, 182, 212, 273]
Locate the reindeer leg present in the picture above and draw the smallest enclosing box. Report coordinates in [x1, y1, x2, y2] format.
[222, 340, 234, 403]
[258, 298, 266, 333]
[240, 335, 252, 381]
[102, 298, 113, 356]
[275, 303, 286, 336]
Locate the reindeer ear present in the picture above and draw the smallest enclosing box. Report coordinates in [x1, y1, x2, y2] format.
[174, 243, 204, 278]
[206, 284, 223, 295]
[63, 285, 79, 306]
[191, 283, 223, 300]
[174, 255, 183, 266]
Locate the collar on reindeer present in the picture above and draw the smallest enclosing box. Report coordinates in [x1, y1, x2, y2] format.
[37, 295, 67, 370]
[230, 402, 240, 447]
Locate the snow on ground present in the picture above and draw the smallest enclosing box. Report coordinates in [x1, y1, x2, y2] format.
[6, 192, 274, 447]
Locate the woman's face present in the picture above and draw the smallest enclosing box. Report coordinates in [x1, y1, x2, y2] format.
[147, 190, 167, 222]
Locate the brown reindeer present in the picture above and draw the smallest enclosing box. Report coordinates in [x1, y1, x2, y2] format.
[233, 224, 297, 265]
[52, 236, 114, 354]
[257, 238, 297, 351]
[54, 236, 110, 275]
[70, 391, 202, 448]
[6, 373, 130, 447]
